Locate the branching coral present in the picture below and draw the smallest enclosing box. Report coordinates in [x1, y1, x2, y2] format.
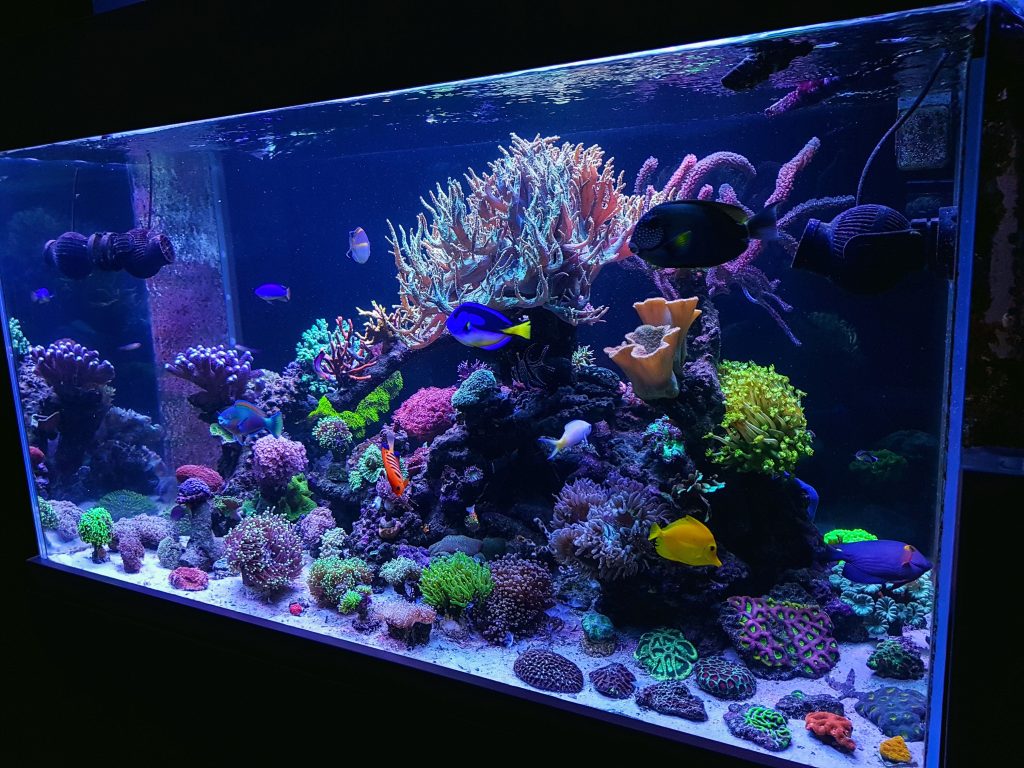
[542, 474, 669, 582]
[9, 318, 30, 358]
[707, 361, 813, 474]
[316, 316, 379, 386]
[375, 134, 643, 348]
[419, 552, 493, 615]
[31, 340, 115, 392]
[163, 344, 255, 412]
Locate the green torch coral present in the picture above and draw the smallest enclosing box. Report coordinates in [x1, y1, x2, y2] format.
[706, 361, 813, 474]
[78, 507, 114, 563]
[419, 552, 493, 615]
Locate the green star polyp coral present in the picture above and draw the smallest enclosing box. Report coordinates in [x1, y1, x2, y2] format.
[707, 361, 813, 474]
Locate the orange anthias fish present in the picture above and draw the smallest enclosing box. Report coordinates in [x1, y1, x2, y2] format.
[381, 430, 409, 497]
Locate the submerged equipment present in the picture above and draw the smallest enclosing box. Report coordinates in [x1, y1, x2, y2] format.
[44, 228, 175, 279]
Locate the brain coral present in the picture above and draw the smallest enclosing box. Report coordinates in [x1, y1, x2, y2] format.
[513, 649, 584, 694]
[634, 627, 699, 681]
[693, 656, 757, 701]
[854, 686, 927, 741]
[589, 663, 636, 699]
[724, 703, 792, 752]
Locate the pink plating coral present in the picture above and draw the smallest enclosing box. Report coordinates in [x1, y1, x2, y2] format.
[393, 386, 456, 442]
[252, 435, 307, 493]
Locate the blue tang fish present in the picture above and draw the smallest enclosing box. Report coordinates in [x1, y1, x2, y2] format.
[217, 400, 284, 442]
[783, 472, 818, 520]
[31, 287, 53, 303]
[446, 302, 531, 350]
[347, 227, 370, 264]
[254, 283, 290, 303]
[826, 540, 932, 586]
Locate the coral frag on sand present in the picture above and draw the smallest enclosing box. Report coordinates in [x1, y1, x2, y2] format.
[805, 711, 856, 752]
[513, 649, 584, 694]
[693, 656, 757, 700]
[635, 682, 708, 722]
[724, 704, 792, 752]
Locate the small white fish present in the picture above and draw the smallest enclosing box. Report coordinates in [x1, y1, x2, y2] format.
[118, 342, 142, 352]
[347, 227, 370, 264]
[537, 419, 592, 459]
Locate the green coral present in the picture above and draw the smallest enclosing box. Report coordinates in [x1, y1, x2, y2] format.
[830, 564, 933, 637]
[97, 489, 157, 521]
[380, 556, 422, 587]
[210, 422, 235, 444]
[849, 449, 908, 485]
[318, 527, 348, 559]
[307, 556, 374, 606]
[295, 318, 333, 398]
[307, 372, 403, 440]
[645, 416, 686, 463]
[8, 318, 30, 358]
[706, 361, 813, 475]
[312, 416, 353, 453]
[38, 499, 58, 530]
[823, 528, 877, 546]
[634, 627, 699, 680]
[867, 639, 925, 680]
[338, 586, 371, 614]
[571, 345, 595, 369]
[348, 446, 385, 491]
[78, 507, 114, 546]
[278, 474, 317, 522]
[419, 552, 493, 615]
[742, 705, 792, 750]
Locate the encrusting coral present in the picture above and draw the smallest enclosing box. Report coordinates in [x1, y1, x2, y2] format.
[805, 711, 856, 752]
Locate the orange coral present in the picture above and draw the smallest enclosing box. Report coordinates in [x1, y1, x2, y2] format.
[604, 325, 682, 401]
[805, 711, 856, 752]
[879, 735, 912, 763]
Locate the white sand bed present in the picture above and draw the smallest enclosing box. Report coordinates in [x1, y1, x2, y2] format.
[49, 543, 929, 767]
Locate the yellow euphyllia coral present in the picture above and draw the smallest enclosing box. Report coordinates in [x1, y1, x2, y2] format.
[706, 360, 813, 474]
[879, 735, 912, 763]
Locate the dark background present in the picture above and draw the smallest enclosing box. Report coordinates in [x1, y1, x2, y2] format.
[5, 1, 1018, 764]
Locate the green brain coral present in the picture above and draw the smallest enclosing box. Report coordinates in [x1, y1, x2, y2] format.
[706, 360, 813, 475]
[419, 552, 493, 615]
[634, 627, 699, 680]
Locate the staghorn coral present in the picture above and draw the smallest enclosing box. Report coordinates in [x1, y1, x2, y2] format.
[635, 682, 708, 721]
[707, 361, 813, 474]
[316, 315, 378, 386]
[513, 649, 584, 694]
[393, 386, 456, 442]
[693, 657, 757, 701]
[542, 474, 669, 582]
[719, 595, 839, 680]
[571, 345, 595, 369]
[724, 704, 792, 752]
[224, 513, 303, 593]
[419, 552, 493, 615]
[634, 628, 699, 681]
[805, 711, 856, 751]
[474, 555, 553, 644]
[589, 663, 636, 699]
[375, 134, 643, 348]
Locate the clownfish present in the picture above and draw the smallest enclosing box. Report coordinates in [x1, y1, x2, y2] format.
[380, 429, 409, 497]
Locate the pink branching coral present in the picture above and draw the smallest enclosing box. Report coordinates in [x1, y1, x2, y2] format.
[640, 138, 853, 345]
[318, 316, 378, 384]
[393, 386, 456, 442]
[371, 134, 643, 348]
[251, 435, 307, 494]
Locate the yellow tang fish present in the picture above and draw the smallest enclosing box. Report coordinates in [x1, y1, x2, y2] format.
[648, 516, 722, 567]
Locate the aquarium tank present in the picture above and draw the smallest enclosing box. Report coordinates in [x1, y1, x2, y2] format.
[3, 1, 1019, 765]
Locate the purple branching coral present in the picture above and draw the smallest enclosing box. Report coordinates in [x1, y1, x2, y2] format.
[540, 473, 670, 582]
[30, 340, 115, 392]
[474, 555, 554, 644]
[225, 513, 303, 593]
[637, 140, 853, 344]
[163, 344, 256, 413]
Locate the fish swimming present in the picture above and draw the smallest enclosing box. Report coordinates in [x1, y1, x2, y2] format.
[649, 516, 722, 567]
[854, 450, 879, 463]
[254, 283, 291, 303]
[783, 473, 819, 520]
[118, 342, 142, 352]
[826, 540, 932, 586]
[538, 419, 592, 459]
[446, 302, 531, 350]
[347, 227, 370, 264]
[380, 429, 409, 497]
[31, 288, 53, 303]
[628, 200, 778, 269]
[217, 400, 284, 442]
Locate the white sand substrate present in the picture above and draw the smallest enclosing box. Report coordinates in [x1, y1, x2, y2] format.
[47, 534, 928, 767]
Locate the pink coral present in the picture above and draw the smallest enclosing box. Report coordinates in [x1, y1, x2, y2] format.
[169, 566, 209, 591]
[252, 436, 307, 493]
[393, 386, 456, 442]
[175, 464, 224, 492]
[805, 711, 856, 751]
[297, 506, 336, 552]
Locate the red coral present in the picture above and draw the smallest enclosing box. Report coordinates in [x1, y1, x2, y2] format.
[805, 711, 856, 751]
[29, 446, 45, 466]
[169, 566, 209, 591]
[393, 386, 456, 442]
[175, 464, 224, 492]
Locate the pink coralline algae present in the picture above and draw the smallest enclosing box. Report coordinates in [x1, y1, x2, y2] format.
[252, 435, 307, 494]
[169, 566, 209, 591]
[175, 464, 224, 492]
[719, 595, 839, 680]
[513, 649, 584, 694]
[393, 386, 456, 443]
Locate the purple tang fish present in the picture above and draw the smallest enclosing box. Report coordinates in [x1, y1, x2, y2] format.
[827, 539, 932, 586]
